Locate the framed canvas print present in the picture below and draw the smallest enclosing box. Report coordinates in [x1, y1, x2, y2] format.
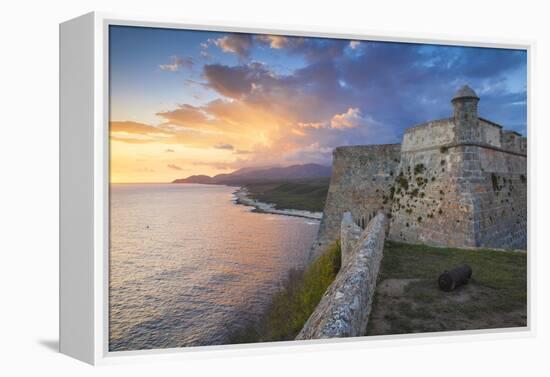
[60, 12, 533, 365]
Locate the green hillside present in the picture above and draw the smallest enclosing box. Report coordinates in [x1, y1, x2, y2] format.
[245, 177, 330, 212]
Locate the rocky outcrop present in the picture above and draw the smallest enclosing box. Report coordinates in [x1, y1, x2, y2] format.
[296, 212, 387, 339]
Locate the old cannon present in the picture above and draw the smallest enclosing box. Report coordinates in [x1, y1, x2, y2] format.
[438, 264, 472, 292]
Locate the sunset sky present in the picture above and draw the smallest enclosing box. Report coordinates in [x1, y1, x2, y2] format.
[109, 26, 527, 183]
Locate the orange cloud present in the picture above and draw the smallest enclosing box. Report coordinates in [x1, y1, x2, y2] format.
[330, 108, 362, 129]
[256, 35, 292, 49]
[211, 34, 253, 58]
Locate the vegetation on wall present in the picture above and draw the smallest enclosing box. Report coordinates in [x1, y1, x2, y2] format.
[491, 173, 501, 192]
[389, 161, 443, 229]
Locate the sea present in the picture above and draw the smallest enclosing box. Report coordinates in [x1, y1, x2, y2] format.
[109, 183, 319, 351]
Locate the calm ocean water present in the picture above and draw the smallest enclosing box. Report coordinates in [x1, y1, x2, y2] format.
[109, 183, 319, 351]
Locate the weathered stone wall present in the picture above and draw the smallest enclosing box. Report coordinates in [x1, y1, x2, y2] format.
[479, 118, 502, 147]
[472, 146, 527, 249]
[296, 212, 387, 340]
[501, 130, 527, 155]
[388, 142, 477, 247]
[388, 124, 527, 250]
[387, 86, 527, 250]
[401, 118, 455, 152]
[311, 144, 400, 260]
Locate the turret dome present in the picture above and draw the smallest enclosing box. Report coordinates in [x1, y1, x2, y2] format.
[452, 85, 479, 102]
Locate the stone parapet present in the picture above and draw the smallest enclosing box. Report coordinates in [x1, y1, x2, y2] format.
[297, 213, 387, 339]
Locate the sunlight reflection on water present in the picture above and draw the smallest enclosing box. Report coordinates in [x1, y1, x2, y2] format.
[109, 183, 319, 351]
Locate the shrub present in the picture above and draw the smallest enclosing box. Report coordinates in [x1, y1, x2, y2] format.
[491, 173, 500, 192]
[414, 163, 425, 175]
[396, 174, 409, 191]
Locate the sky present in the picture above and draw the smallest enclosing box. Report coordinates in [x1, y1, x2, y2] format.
[109, 25, 527, 183]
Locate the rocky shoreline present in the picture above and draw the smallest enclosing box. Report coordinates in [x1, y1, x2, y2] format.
[232, 187, 323, 220]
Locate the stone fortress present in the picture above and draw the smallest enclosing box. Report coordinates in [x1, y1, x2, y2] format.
[313, 85, 527, 259]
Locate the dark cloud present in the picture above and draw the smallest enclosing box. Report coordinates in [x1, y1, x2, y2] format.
[449, 47, 525, 78]
[203, 60, 352, 123]
[202, 62, 276, 99]
[338, 42, 527, 135]
[203, 64, 258, 99]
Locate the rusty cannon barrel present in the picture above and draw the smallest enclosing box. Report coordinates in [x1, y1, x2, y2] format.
[438, 264, 472, 292]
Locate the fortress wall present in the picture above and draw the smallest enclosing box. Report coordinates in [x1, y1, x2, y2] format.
[388, 119, 478, 247]
[311, 144, 400, 260]
[501, 131, 527, 155]
[401, 119, 454, 152]
[388, 144, 478, 248]
[472, 146, 527, 249]
[297, 213, 387, 340]
[388, 141, 527, 250]
[314, 87, 527, 253]
[479, 119, 502, 147]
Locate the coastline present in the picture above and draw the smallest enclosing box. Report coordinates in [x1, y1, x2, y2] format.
[232, 187, 323, 221]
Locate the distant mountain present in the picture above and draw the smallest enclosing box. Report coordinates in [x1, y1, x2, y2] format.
[172, 163, 332, 184]
[172, 175, 214, 184]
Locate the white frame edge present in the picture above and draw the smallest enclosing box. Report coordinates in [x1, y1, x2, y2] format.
[59, 11, 536, 365]
[59, 12, 96, 364]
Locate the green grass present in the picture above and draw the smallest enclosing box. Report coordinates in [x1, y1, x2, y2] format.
[245, 178, 330, 212]
[367, 241, 527, 335]
[228, 241, 341, 344]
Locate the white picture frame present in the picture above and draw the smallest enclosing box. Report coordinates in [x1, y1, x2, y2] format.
[59, 11, 535, 365]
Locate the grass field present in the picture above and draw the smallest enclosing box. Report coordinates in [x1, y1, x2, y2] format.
[367, 241, 527, 335]
[228, 241, 341, 344]
[244, 178, 330, 212]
